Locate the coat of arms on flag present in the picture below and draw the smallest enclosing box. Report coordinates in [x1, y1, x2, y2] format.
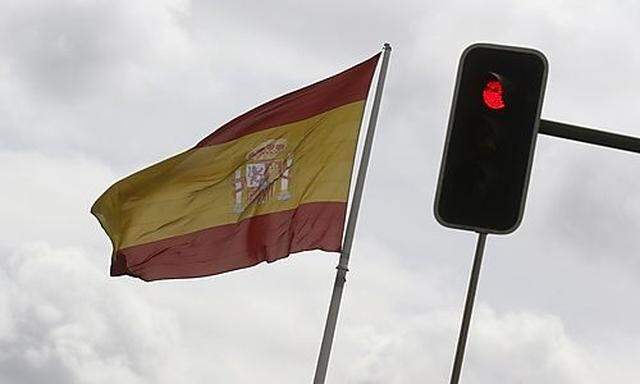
[233, 138, 293, 213]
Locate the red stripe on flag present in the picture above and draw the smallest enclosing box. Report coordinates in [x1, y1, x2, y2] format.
[112, 202, 346, 281]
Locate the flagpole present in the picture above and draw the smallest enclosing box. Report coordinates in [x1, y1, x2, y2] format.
[313, 43, 392, 384]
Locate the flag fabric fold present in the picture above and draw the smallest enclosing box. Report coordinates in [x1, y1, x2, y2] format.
[91, 54, 380, 281]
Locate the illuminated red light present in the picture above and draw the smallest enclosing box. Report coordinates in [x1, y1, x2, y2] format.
[482, 80, 505, 110]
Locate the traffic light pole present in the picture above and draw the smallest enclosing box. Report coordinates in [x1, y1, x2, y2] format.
[445, 118, 639, 384]
[449, 232, 488, 384]
[539, 119, 640, 155]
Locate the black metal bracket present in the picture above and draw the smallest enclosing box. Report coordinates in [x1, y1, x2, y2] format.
[539, 119, 640, 155]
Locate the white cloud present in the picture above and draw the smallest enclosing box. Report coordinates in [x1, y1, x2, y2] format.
[1, 0, 640, 382]
[4, 239, 637, 384]
[333, 308, 588, 383]
[0, 243, 184, 384]
[0, 150, 114, 250]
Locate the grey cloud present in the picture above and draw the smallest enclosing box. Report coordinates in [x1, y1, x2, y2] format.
[0, 244, 183, 384]
[1, 0, 640, 382]
[3, 239, 635, 383]
[0, 0, 191, 101]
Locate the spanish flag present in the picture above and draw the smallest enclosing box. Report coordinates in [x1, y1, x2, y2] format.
[91, 54, 380, 281]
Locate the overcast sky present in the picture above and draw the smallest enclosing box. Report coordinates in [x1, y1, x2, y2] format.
[1, 0, 640, 383]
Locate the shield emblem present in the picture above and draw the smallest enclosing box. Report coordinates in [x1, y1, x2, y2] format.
[232, 138, 293, 213]
[246, 163, 267, 188]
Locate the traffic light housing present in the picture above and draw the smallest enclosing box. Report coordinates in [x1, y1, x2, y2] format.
[434, 43, 548, 234]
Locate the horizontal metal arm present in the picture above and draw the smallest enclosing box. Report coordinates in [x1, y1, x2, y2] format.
[539, 119, 640, 155]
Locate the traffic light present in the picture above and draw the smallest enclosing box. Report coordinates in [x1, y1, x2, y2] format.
[434, 43, 548, 234]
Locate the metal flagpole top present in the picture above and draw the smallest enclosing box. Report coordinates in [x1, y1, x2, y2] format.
[337, 43, 392, 268]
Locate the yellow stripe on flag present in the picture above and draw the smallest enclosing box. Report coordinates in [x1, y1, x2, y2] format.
[93, 100, 365, 250]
